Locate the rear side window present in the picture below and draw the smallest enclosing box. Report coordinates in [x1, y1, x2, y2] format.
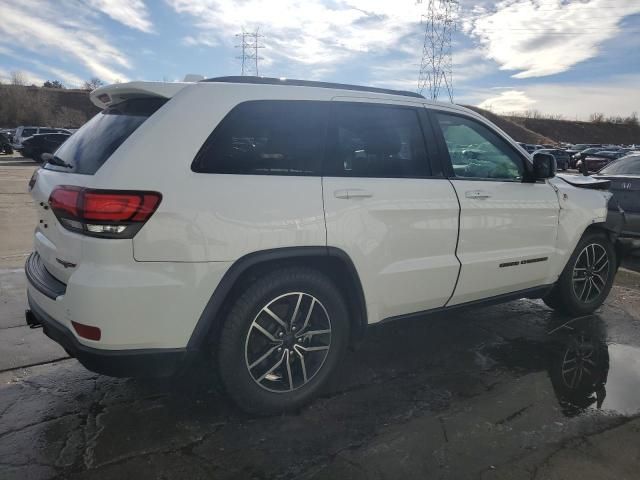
[324, 103, 430, 178]
[192, 101, 328, 175]
[22, 128, 37, 137]
[45, 98, 167, 175]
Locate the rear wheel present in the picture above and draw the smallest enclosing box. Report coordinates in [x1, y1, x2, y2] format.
[544, 232, 616, 316]
[217, 266, 349, 414]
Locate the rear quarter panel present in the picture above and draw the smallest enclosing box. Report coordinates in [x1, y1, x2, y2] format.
[95, 83, 334, 262]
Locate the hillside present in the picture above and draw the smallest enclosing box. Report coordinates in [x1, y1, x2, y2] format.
[465, 106, 555, 144]
[505, 116, 640, 145]
[0, 84, 99, 128]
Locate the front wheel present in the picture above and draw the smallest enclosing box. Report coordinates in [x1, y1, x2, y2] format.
[217, 267, 350, 414]
[544, 232, 616, 316]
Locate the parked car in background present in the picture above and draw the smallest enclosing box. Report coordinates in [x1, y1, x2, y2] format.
[577, 151, 627, 172]
[0, 132, 13, 154]
[20, 132, 71, 162]
[595, 154, 640, 239]
[519, 143, 538, 154]
[24, 76, 623, 414]
[571, 147, 605, 167]
[12, 126, 70, 149]
[535, 148, 570, 170]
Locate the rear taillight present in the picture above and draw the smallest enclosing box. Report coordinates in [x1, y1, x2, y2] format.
[49, 186, 161, 238]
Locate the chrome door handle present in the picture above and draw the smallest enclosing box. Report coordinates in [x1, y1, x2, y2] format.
[465, 190, 491, 199]
[334, 189, 373, 199]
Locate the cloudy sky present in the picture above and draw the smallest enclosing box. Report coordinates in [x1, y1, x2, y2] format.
[0, 0, 638, 119]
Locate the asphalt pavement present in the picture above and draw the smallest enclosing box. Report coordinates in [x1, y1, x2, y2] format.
[1, 154, 640, 479]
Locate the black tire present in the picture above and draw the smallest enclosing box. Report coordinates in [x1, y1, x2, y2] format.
[217, 266, 350, 414]
[543, 232, 616, 316]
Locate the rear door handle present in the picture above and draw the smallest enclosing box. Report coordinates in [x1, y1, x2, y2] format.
[334, 189, 373, 199]
[465, 190, 491, 200]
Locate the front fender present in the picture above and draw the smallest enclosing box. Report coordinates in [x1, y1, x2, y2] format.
[548, 177, 613, 279]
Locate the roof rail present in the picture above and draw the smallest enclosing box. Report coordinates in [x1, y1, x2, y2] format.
[201, 76, 425, 99]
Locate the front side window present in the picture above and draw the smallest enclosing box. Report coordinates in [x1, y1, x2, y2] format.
[324, 103, 430, 178]
[435, 112, 524, 181]
[192, 101, 327, 175]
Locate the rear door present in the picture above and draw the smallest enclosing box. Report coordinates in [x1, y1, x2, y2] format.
[431, 110, 560, 305]
[322, 100, 460, 323]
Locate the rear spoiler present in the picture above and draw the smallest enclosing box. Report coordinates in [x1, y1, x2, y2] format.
[556, 173, 610, 190]
[89, 81, 190, 109]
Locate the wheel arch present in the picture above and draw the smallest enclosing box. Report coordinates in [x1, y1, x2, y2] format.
[186, 246, 368, 352]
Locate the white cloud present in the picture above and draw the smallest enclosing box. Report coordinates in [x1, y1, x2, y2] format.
[477, 90, 536, 112]
[0, 0, 132, 83]
[87, 0, 153, 33]
[466, 0, 640, 78]
[167, 0, 425, 70]
[472, 75, 640, 120]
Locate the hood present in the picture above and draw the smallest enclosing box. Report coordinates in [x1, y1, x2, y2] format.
[556, 173, 611, 190]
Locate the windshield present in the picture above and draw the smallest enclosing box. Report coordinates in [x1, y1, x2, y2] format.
[44, 97, 167, 175]
[599, 155, 640, 175]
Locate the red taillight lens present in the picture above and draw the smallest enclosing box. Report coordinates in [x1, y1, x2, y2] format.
[71, 321, 101, 341]
[48, 186, 162, 238]
[49, 186, 81, 218]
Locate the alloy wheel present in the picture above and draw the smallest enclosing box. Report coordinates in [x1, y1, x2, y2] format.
[572, 243, 609, 304]
[244, 292, 332, 393]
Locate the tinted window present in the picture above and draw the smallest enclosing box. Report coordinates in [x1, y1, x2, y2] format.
[325, 104, 429, 178]
[436, 113, 524, 181]
[45, 98, 166, 175]
[22, 128, 37, 137]
[193, 101, 327, 175]
[599, 155, 640, 175]
[39, 128, 56, 134]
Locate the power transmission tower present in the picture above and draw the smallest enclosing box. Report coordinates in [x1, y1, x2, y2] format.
[417, 0, 458, 102]
[236, 29, 264, 76]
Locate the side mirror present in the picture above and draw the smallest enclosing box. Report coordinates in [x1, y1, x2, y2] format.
[532, 152, 556, 179]
[41, 153, 53, 164]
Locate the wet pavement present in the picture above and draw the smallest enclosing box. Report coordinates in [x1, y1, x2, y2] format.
[1, 273, 640, 479]
[2, 155, 640, 479]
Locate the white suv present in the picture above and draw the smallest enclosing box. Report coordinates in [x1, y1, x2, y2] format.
[25, 77, 623, 413]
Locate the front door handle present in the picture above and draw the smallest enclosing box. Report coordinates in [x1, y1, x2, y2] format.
[334, 189, 373, 199]
[465, 190, 491, 200]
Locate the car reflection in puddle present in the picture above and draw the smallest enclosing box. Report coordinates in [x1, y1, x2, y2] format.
[484, 315, 640, 417]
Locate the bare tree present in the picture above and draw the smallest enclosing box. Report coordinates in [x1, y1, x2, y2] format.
[589, 112, 605, 123]
[10, 71, 27, 86]
[82, 77, 105, 91]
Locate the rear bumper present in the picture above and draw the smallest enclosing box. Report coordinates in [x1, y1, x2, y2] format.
[27, 292, 187, 377]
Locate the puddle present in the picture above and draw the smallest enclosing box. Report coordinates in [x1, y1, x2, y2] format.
[483, 315, 640, 417]
[599, 344, 640, 415]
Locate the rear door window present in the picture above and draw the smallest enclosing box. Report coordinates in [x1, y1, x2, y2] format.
[44, 97, 167, 175]
[192, 100, 328, 175]
[324, 103, 430, 178]
[22, 128, 37, 138]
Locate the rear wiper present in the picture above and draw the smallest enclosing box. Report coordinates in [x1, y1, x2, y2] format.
[42, 153, 73, 169]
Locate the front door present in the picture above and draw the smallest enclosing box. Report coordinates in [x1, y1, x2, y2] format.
[322, 101, 461, 323]
[432, 110, 560, 306]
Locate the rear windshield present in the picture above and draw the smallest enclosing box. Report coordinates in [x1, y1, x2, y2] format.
[44, 97, 167, 175]
[599, 155, 640, 175]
